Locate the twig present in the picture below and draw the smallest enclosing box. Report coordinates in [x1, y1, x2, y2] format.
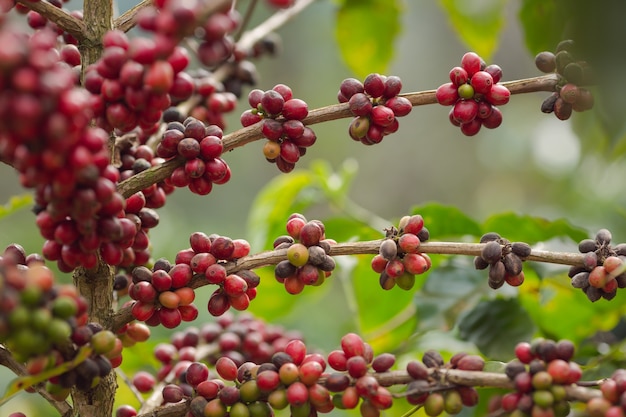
[15, 0, 87, 42]
[237, 0, 318, 53]
[113, 0, 154, 33]
[109, 238, 584, 332]
[116, 74, 559, 198]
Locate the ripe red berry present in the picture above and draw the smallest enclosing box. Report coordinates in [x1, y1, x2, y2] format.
[363, 73, 385, 98]
[282, 98, 308, 120]
[452, 100, 478, 124]
[449, 66, 469, 86]
[436, 83, 459, 106]
[461, 52, 482, 76]
[470, 71, 493, 95]
[370, 105, 395, 127]
[485, 84, 510, 105]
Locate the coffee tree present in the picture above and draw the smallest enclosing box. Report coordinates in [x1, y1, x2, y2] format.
[1, 0, 625, 416]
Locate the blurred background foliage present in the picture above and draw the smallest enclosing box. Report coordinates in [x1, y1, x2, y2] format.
[2, 0, 626, 415]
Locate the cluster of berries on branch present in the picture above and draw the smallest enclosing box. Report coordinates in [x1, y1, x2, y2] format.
[273, 213, 336, 294]
[177, 231, 258, 316]
[241, 84, 315, 173]
[84, 29, 193, 134]
[473, 232, 531, 289]
[535, 40, 594, 120]
[404, 349, 483, 415]
[586, 369, 626, 417]
[371, 214, 431, 291]
[0, 23, 143, 271]
[436, 52, 510, 136]
[569, 229, 626, 302]
[492, 338, 581, 417]
[338, 73, 412, 145]
[157, 116, 231, 196]
[0, 244, 124, 400]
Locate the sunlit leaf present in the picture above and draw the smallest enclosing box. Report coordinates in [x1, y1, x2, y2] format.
[482, 212, 588, 245]
[1, 346, 92, 405]
[438, 0, 507, 61]
[246, 171, 317, 251]
[0, 194, 33, 220]
[352, 254, 417, 353]
[519, 269, 626, 343]
[458, 298, 535, 361]
[411, 202, 482, 239]
[335, 0, 401, 78]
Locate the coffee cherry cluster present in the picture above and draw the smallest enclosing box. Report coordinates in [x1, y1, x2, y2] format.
[338, 73, 412, 145]
[473, 232, 531, 289]
[404, 350, 482, 415]
[370, 214, 431, 291]
[272, 213, 336, 294]
[535, 40, 594, 120]
[325, 332, 394, 415]
[116, 311, 304, 416]
[586, 369, 626, 417]
[436, 52, 510, 136]
[158, 117, 231, 196]
[568, 229, 626, 302]
[127, 259, 199, 329]
[0, 245, 123, 399]
[496, 338, 580, 417]
[176, 232, 259, 317]
[241, 85, 315, 173]
[184, 71, 239, 130]
[0, 25, 138, 271]
[84, 28, 193, 134]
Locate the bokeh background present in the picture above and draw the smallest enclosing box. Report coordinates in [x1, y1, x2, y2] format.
[2, 0, 626, 415]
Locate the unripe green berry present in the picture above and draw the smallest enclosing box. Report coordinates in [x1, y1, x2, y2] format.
[287, 243, 309, 267]
[457, 84, 475, 100]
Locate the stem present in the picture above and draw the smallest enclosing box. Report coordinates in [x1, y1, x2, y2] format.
[113, 0, 154, 33]
[15, 0, 87, 42]
[110, 239, 584, 332]
[116, 74, 559, 198]
[237, 0, 318, 53]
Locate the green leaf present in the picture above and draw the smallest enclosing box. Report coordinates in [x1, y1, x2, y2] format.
[518, 0, 566, 55]
[335, 0, 401, 78]
[411, 202, 482, 239]
[458, 298, 536, 361]
[0, 194, 33, 220]
[519, 270, 626, 343]
[1, 346, 92, 406]
[438, 0, 508, 61]
[481, 212, 588, 245]
[247, 266, 330, 323]
[352, 254, 417, 354]
[246, 170, 316, 251]
[414, 261, 487, 332]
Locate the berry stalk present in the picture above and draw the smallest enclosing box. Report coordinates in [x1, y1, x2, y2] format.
[110, 239, 586, 332]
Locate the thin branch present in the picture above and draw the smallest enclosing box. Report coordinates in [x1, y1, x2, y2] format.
[113, 0, 154, 33]
[110, 239, 584, 332]
[116, 74, 559, 198]
[15, 0, 87, 42]
[237, 0, 318, 53]
[0, 346, 73, 416]
[134, 368, 601, 417]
